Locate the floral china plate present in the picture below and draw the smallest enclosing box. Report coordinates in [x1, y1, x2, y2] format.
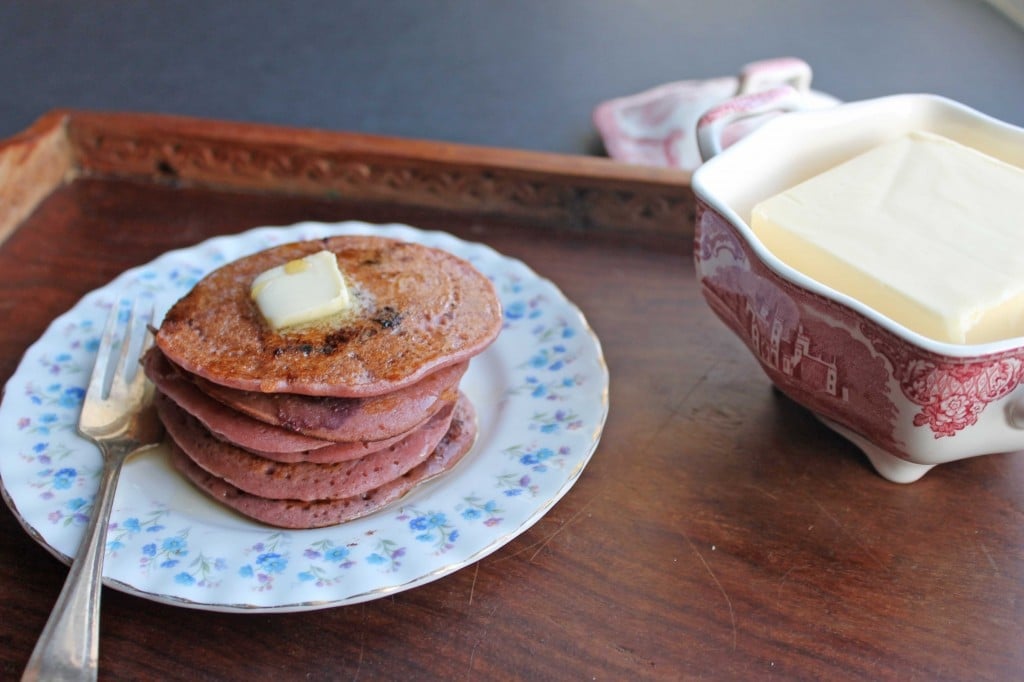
[0, 222, 608, 612]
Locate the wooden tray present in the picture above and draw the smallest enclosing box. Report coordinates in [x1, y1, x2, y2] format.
[0, 110, 1020, 680]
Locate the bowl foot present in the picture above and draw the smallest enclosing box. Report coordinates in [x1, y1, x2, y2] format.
[817, 417, 935, 483]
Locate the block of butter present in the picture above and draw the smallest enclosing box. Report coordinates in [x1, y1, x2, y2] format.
[750, 131, 1024, 344]
[251, 250, 351, 330]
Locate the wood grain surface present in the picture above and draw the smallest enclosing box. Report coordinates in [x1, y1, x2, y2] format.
[0, 113, 1021, 681]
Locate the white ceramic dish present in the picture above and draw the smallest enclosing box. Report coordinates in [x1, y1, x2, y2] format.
[692, 91, 1024, 482]
[0, 222, 608, 611]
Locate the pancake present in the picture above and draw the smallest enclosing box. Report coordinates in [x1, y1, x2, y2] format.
[147, 348, 409, 461]
[144, 348, 338, 454]
[158, 393, 458, 501]
[242, 431, 411, 465]
[145, 347, 454, 462]
[189, 357, 467, 442]
[146, 346, 464, 445]
[242, 429, 415, 465]
[169, 395, 477, 528]
[156, 236, 502, 397]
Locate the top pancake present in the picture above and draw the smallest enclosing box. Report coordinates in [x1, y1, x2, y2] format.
[156, 236, 502, 397]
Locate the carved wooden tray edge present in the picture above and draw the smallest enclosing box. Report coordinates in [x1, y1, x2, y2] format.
[0, 109, 695, 246]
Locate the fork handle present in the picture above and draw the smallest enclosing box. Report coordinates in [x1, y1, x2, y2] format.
[21, 443, 130, 682]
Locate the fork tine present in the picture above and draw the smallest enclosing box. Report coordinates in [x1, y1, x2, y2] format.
[108, 301, 152, 404]
[85, 302, 122, 403]
[107, 303, 136, 404]
[129, 309, 157, 399]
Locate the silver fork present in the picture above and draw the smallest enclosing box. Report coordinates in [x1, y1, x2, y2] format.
[22, 301, 164, 682]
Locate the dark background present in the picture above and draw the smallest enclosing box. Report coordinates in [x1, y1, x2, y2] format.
[0, 1, 1021, 155]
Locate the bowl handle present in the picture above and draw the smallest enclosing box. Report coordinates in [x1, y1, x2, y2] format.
[696, 85, 807, 162]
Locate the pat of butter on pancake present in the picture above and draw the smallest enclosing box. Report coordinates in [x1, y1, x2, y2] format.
[251, 250, 351, 330]
[750, 131, 1024, 345]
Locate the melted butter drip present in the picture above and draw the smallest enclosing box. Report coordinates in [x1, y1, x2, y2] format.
[283, 258, 309, 275]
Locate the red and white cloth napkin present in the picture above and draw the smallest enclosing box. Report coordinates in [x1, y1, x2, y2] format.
[593, 57, 839, 173]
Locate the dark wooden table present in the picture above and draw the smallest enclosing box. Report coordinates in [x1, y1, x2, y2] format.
[0, 110, 1021, 681]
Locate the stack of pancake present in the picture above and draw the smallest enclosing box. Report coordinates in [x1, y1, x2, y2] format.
[145, 235, 502, 529]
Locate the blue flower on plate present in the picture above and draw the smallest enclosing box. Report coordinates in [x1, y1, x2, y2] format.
[323, 546, 350, 563]
[409, 512, 447, 532]
[459, 497, 503, 526]
[161, 536, 186, 554]
[505, 301, 526, 321]
[52, 467, 76, 490]
[520, 447, 555, 471]
[255, 552, 287, 574]
[58, 387, 85, 409]
[403, 509, 458, 552]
